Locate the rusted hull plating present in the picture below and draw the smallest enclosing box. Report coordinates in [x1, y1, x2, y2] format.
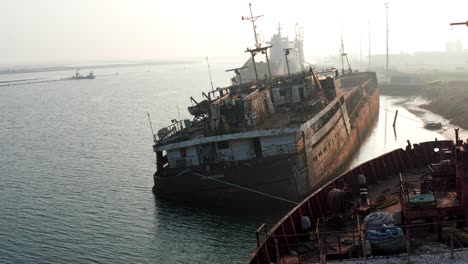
[247, 139, 468, 263]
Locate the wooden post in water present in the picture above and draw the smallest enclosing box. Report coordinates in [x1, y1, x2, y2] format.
[393, 110, 399, 127]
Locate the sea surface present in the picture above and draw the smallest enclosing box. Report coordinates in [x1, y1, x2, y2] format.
[0, 61, 464, 263]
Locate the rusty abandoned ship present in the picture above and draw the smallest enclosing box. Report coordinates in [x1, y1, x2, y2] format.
[151, 6, 380, 207]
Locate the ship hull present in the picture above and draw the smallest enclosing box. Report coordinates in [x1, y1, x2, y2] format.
[154, 155, 301, 208]
[153, 74, 380, 208]
[312, 86, 380, 189]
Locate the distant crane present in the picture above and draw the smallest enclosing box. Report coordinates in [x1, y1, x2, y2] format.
[340, 36, 352, 75]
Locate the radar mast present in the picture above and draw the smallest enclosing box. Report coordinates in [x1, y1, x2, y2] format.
[242, 3, 272, 82]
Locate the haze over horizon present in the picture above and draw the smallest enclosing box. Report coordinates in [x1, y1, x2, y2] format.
[1, 0, 468, 67]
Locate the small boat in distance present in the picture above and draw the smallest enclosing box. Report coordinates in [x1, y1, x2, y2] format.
[71, 69, 95, 80]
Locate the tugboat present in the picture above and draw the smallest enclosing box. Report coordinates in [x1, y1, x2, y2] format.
[71, 69, 95, 80]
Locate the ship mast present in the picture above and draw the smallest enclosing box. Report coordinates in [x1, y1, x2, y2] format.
[206, 56, 214, 92]
[242, 3, 272, 82]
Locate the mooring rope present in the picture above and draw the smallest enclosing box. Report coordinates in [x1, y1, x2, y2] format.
[380, 106, 424, 124]
[191, 172, 299, 205]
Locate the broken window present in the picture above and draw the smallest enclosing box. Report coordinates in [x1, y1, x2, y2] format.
[217, 140, 229, 150]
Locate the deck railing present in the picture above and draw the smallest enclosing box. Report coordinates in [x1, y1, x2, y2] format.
[262, 144, 297, 157]
[261, 220, 466, 264]
[248, 139, 455, 264]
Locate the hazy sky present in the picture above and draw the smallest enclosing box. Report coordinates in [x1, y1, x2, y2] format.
[1, 0, 468, 66]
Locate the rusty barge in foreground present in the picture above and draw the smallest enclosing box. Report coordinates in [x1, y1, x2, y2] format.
[248, 130, 468, 263]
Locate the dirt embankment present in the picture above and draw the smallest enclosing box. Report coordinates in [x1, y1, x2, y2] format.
[381, 72, 468, 129]
[419, 81, 468, 129]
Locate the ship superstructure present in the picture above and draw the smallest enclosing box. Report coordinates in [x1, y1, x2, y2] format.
[238, 23, 305, 82]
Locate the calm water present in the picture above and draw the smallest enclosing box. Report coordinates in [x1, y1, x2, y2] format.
[0, 62, 463, 263]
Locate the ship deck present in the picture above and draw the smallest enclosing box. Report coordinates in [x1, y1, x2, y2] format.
[251, 83, 365, 131]
[276, 167, 463, 263]
[157, 72, 377, 146]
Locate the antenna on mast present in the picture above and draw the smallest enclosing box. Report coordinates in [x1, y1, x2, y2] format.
[242, 3, 272, 82]
[226, 66, 248, 84]
[147, 112, 156, 141]
[206, 56, 214, 92]
[242, 3, 263, 48]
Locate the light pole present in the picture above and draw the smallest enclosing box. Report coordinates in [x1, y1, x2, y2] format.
[368, 20, 371, 70]
[284, 48, 291, 79]
[385, 2, 389, 76]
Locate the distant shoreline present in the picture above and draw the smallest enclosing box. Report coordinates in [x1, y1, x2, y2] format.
[0, 61, 200, 75]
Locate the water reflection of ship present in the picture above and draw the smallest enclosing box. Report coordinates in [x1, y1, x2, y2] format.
[72, 69, 95, 80]
[235, 23, 305, 83]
